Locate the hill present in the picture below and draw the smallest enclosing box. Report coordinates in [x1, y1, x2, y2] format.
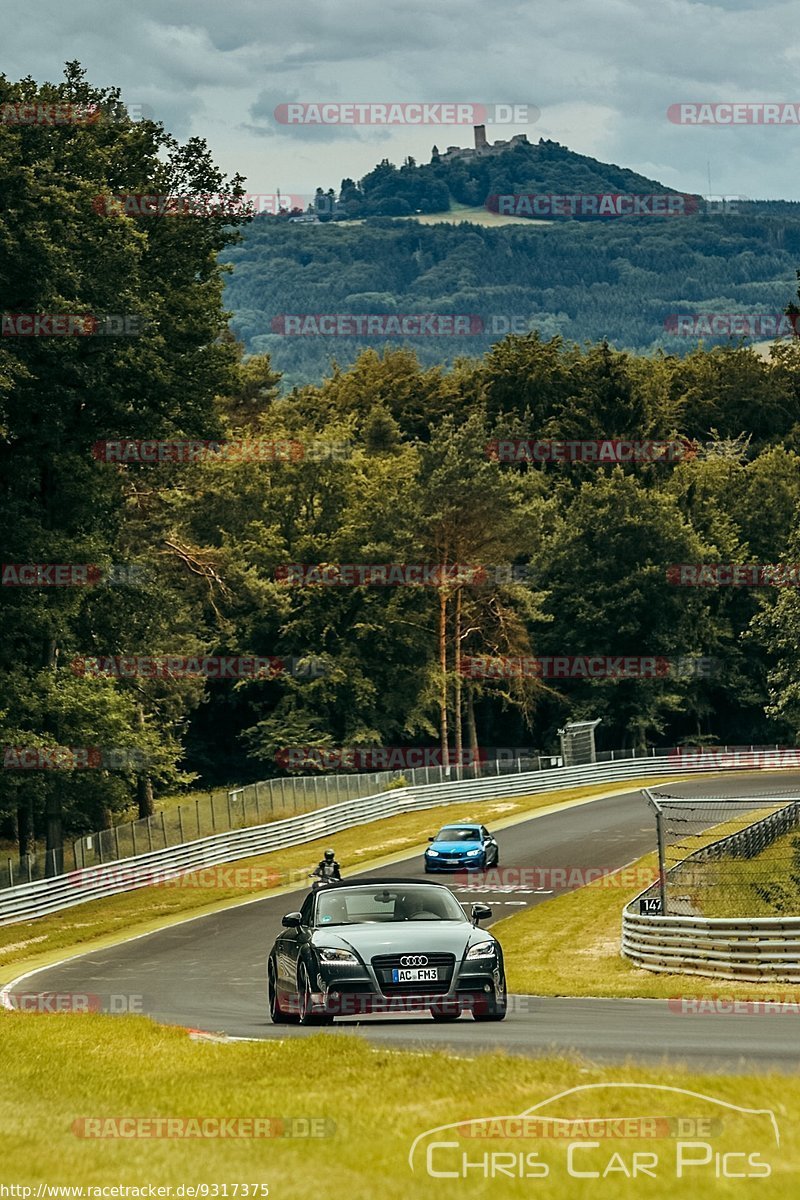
[221, 139, 800, 389]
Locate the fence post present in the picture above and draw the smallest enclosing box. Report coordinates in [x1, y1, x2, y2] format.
[242, 790, 248, 827]
[132, 823, 137, 856]
[227, 791, 233, 829]
[147, 816, 153, 852]
[196, 797, 201, 837]
[7, 859, 12, 888]
[161, 811, 168, 848]
[114, 825, 121, 860]
[210, 795, 216, 832]
[178, 805, 185, 842]
[655, 807, 668, 916]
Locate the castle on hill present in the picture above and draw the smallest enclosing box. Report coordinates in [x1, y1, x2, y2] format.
[431, 124, 531, 162]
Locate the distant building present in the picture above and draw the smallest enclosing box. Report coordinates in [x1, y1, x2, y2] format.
[433, 126, 531, 162]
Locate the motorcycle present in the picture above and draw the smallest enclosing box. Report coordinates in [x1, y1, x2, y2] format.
[308, 869, 343, 892]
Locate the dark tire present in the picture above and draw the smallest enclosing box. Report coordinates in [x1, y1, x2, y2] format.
[473, 976, 507, 1022]
[268, 959, 298, 1025]
[298, 963, 334, 1026]
[430, 1002, 462, 1021]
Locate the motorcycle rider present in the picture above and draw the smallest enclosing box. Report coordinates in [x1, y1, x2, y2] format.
[310, 848, 342, 886]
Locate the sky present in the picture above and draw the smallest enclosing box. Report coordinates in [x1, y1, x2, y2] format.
[3, 0, 800, 201]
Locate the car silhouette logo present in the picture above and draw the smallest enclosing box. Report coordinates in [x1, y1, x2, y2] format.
[400, 955, 428, 967]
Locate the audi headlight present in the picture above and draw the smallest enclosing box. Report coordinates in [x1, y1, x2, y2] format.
[426, 849, 439, 857]
[465, 848, 482, 857]
[318, 948, 359, 964]
[466, 940, 497, 960]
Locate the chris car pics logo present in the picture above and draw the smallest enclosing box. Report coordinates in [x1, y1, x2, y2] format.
[408, 1084, 779, 1180]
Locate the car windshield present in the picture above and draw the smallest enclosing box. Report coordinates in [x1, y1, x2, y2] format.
[434, 826, 481, 841]
[315, 884, 467, 926]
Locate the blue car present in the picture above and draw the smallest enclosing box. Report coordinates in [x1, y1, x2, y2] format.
[424, 823, 500, 873]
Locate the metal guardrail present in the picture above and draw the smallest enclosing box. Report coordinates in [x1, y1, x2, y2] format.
[621, 912, 800, 983]
[623, 794, 800, 982]
[0, 749, 785, 928]
[3, 745, 687, 888]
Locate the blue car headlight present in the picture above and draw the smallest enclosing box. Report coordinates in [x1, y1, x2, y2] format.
[466, 940, 497, 960]
[465, 848, 483, 857]
[426, 849, 439, 857]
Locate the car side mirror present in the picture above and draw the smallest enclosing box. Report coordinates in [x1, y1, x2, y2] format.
[471, 903, 492, 925]
[282, 912, 302, 927]
[428, 835, 435, 841]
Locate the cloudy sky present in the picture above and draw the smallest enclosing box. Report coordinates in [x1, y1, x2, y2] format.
[4, 0, 800, 200]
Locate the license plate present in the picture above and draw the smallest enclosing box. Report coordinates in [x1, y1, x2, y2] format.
[445, 859, 459, 865]
[391, 967, 438, 982]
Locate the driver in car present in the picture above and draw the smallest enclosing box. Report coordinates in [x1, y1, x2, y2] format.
[398, 893, 440, 920]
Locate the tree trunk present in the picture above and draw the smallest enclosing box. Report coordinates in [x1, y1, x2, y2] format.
[438, 589, 449, 762]
[466, 687, 481, 778]
[453, 587, 463, 771]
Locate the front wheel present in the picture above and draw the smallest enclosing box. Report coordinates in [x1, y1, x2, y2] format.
[298, 963, 334, 1026]
[473, 977, 507, 1022]
[268, 959, 298, 1025]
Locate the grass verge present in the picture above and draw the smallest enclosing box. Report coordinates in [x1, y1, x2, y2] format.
[0, 1014, 795, 1199]
[0, 780, 666, 982]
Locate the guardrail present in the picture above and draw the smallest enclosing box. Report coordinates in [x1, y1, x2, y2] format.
[9, 745, 683, 887]
[623, 795, 800, 982]
[0, 749, 793, 928]
[621, 911, 800, 983]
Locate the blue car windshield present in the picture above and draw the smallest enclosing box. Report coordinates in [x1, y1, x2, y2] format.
[315, 885, 467, 925]
[435, 827, 481, 841]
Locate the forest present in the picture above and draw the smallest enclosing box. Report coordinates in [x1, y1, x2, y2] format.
[3, 66, 800, 866]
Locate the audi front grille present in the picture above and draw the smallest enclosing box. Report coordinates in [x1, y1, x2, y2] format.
[371, 952, 456, 995]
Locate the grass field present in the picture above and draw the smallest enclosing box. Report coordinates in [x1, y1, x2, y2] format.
[0, 780, 662, 981]
[0, 1014, 796, 1199]
[334, 201, 552, 228]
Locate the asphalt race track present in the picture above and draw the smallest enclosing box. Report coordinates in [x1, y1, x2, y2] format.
[9, 772, 800, 1073]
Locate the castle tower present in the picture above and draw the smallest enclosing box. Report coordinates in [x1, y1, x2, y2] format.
[474, 124, 488, 151]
